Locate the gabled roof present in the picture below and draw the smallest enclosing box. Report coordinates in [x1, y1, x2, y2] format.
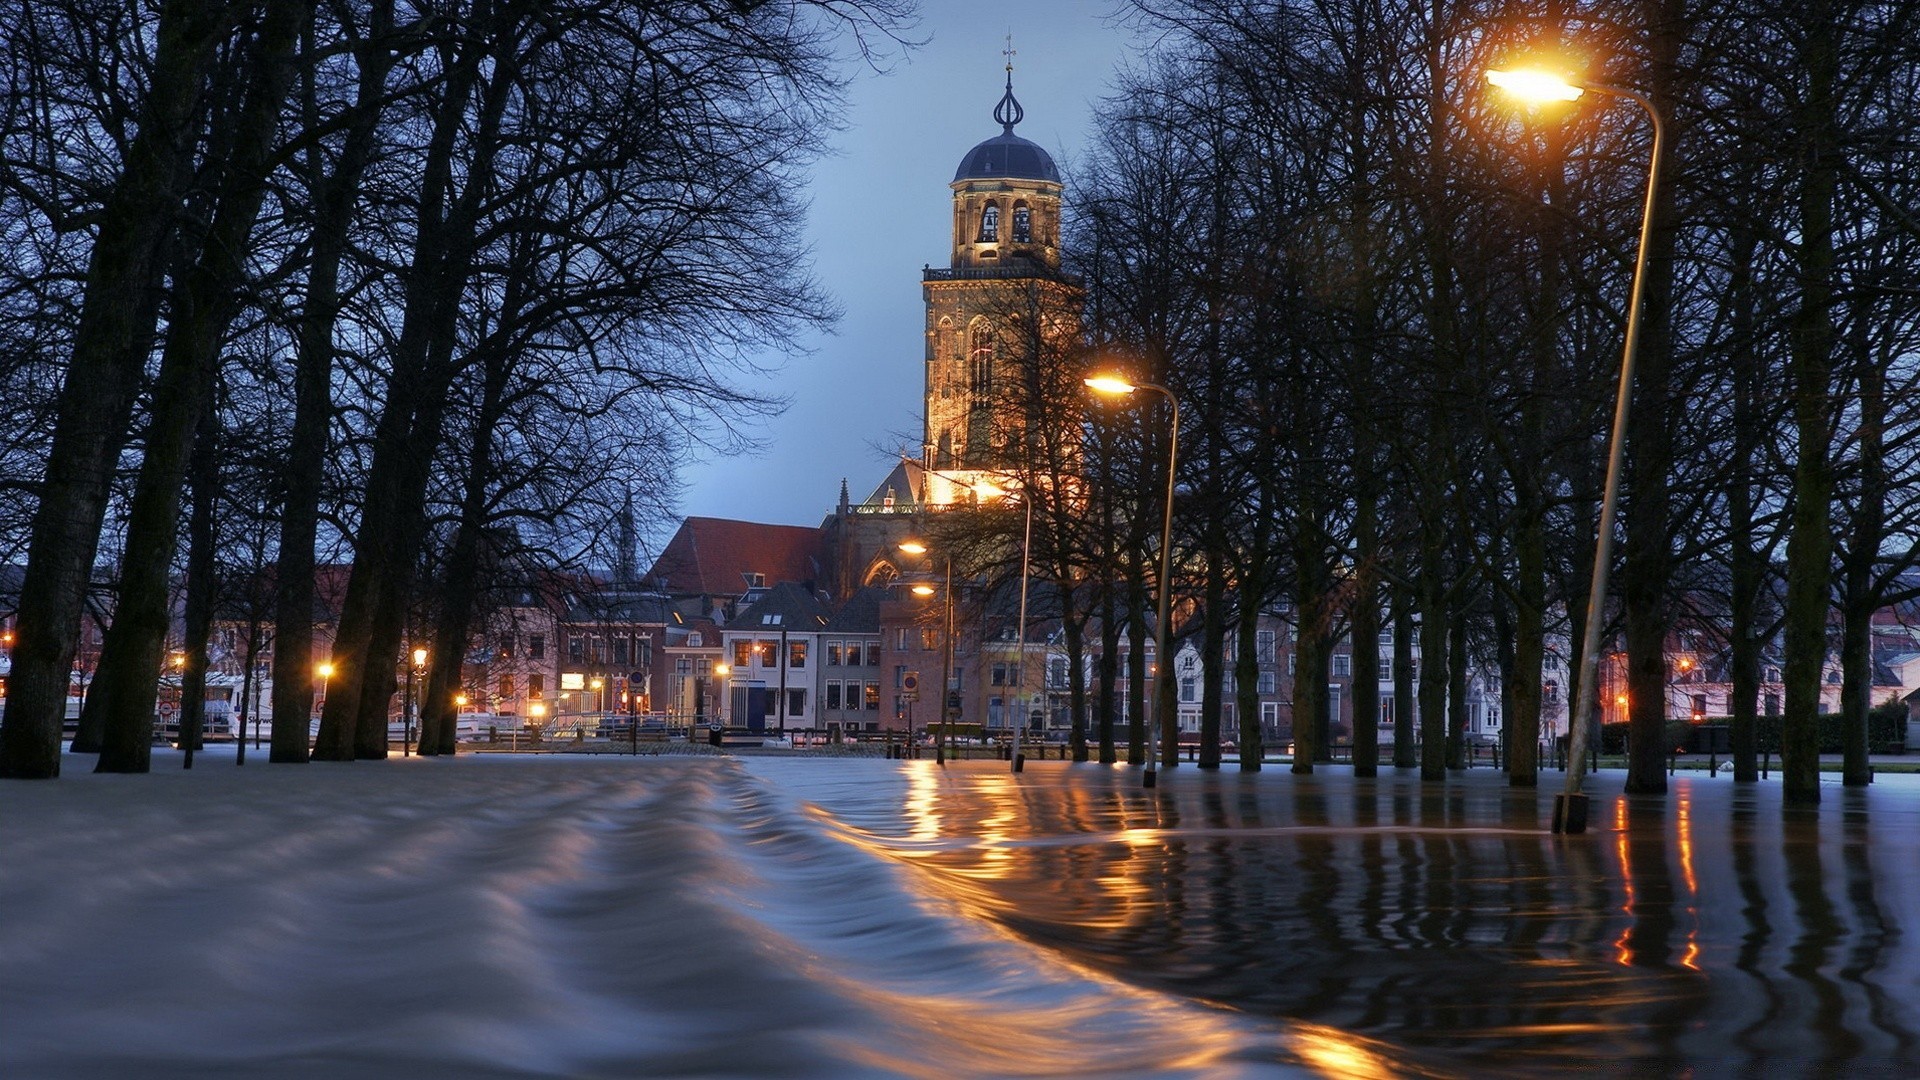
[858, 459, 928, 511]
[644, 517, 822, 598]
[825, 586, 888, 634]
[728, 582, 831, 633]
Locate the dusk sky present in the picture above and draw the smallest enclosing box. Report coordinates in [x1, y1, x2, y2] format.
[673, 1, 1142, 534]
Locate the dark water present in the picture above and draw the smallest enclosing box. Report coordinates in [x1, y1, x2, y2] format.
[3, 752, 1916, 1077]
[759, 758, 1920, 1077]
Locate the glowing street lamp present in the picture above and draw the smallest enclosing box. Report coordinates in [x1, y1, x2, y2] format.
[315, 660, 335, 720]
[1489, 64, 1665, 834]
[1085, 374, 1180, 787]
[403, 646, 428, 756]
[899, 539, 955, 766]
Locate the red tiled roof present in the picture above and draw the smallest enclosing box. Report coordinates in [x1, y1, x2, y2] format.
[645, 517, 823, 598]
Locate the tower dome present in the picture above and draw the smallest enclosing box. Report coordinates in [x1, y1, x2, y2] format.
[952, 66, 1059, 183]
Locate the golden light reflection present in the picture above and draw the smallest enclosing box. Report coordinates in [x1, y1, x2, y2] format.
[1677, 790, 1701, 971]
[1613, 798, 1633, 967]
[1286, 1021, 1404, 1080]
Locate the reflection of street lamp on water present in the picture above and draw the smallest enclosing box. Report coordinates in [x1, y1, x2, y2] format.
[1488, 64, 1665, 834]
[1085, 374, 1180, 788]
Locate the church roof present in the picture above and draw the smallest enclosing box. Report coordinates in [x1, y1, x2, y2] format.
[954, 132, 1060, 184]
[643, 517, 822, 598]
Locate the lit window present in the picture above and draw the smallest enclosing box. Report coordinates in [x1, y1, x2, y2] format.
[1012, 204, 1031, 242]
[979, 204, 999, 242]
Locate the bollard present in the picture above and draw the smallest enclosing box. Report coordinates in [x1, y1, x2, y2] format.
[1762, 749, 1769, 779]
[1670, 750, 1676, 777]
[1709, 751, 1718, 777]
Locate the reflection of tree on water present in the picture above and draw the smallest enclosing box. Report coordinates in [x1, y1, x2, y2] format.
[855, 765, 1920, 1075]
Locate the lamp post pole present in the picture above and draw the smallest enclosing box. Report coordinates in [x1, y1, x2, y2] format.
[1085, 376, 1179, 788]
[1487, 70, 1664, 834]
[1009, 494, 1034, 773]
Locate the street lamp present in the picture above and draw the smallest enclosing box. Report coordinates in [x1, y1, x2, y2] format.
[1085, 374, 1180, 788]
[315, 660, 334, 717]
[404, 646, 427, 756]
[1488, 65, 1665, 834]
[924, 467, 1038, 774]
[900, 539, 954, 766]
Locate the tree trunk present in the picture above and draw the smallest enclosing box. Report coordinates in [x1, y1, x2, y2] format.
[0, 1, 235, 780]
[1781, 3, 1838, 806]
[272, 0, 395, 765]
[176, 400, 221, 769]
[1197, 549, 1225, 769]
[93, 0, 305, 775]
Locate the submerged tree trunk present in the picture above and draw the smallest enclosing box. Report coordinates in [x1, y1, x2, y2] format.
[0, 1, 235, 780]
[272, 0, 396, 765]
[1781, 4, 1839, 805]
[93, 0, 305, 775]
[1393, 586, 1416, 769]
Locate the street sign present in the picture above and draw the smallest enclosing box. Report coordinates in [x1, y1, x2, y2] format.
[902, 671, 919, 693]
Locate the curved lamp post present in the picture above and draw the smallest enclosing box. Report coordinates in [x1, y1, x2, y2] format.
[1488, 67, 1665, 834]
[1085, 375, 1179, 789]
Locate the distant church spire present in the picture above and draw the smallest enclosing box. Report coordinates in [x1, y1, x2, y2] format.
[994, 33, 1024, 135]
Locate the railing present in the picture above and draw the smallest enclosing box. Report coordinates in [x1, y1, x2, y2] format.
[922, 265, 1081, 285]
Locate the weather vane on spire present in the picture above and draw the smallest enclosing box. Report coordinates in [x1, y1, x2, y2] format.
[994, 33, 1024, 134]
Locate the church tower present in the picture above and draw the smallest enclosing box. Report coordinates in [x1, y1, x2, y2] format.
[920, 49, 1078, 504]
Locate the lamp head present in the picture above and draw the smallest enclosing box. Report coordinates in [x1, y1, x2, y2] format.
[412, 647, 428, 666]
[1486, 68, 1584, 102]
[317, 661, 335, 679]
[912, 584, 937, 597]
[1084, 375, 1138, 396]
[898, 539, 929, 555]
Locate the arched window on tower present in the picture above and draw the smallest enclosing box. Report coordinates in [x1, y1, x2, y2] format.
[1012, 203, 1031, 243]
[979, 204, 999, 243]
[970, 323, 995, 395]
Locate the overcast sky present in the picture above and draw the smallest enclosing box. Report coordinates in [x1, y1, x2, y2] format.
[672, 1, 1142, 533]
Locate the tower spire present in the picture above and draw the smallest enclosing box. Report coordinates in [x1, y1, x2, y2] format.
[993, 33, 1023, 134]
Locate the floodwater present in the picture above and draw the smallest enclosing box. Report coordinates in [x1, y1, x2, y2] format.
[3, 752, 1917, 1077]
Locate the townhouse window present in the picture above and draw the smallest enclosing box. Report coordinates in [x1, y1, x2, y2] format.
[866, 682, 880, 710]
[755, 640, 776, 667]
[637, 640, 651, 668]
[865, 642, 881, 666]
[1257, 671, 1276, 695]
[1380, 695, 1395, 725]
[499, 674, 514, 698]
[826, 641, 843, 666]
[529, 634, 544, 659]
[1180, 677, 1196, 703]
[787, 689, 806, 717]
[1256, 630, 1276, 664]
[788, 641, 806, 668]
[896, 628, 910, 651]
[826, 682, 842, 710]
[528, 674, 544, 697]
[675, 658, 692, 676]
[1333, 654, 1352, 678]
[921, 627, 938, 651]
[613, 638, 629, 665]
[1380, 652, 1393, 680]
[568, 636, 584, 663]
[733, 641, 752, 667]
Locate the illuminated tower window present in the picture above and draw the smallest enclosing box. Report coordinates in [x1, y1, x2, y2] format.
[1012, 204, 1031, 243]
[979, 204, 999, 243]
